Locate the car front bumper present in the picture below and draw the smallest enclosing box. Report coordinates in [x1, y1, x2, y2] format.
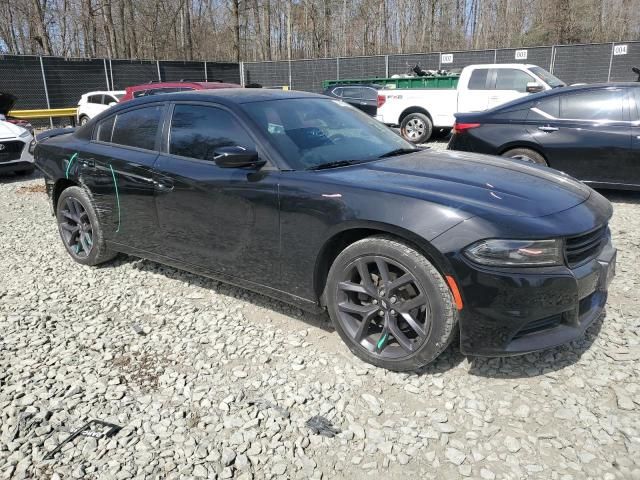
[0, 137, 34, 173]
[452, 237, 616, 356]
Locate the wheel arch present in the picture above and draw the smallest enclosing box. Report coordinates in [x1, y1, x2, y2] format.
[52, 178, 79, 210]
[498, 143, 549, 166]
[399, 107, 433, 124]
[314, 222, 453, 306]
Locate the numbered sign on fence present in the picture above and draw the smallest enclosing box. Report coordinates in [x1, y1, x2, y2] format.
[440, 54, 453, 64]
[613, 45, 628, 56]
[515, 49, 528, 60]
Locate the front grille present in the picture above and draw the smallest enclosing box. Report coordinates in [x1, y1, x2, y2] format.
[0, 140, 24, 163]
[564, 225, 607, 268]
[513, 314, 563, 340]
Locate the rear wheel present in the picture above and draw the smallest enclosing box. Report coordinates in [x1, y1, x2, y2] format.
[79, 115, 90, 126]
[502, 148, 547, 166]
[400, 113, 433, 144]
[56, 186, 116, 266]
[325, 236, 457, 371]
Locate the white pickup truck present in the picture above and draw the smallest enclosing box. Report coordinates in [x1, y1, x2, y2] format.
[376, 64, 566, 143]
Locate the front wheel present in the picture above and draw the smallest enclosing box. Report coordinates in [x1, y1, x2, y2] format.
[400, 113, 433, 144]
[325, 236, 458, 371]
[56, 186, 117, 266]
[79, 115, 90, 126]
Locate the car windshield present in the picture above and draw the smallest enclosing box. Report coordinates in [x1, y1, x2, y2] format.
[241, 98, 416, 170]
[530, 66, 565, 88]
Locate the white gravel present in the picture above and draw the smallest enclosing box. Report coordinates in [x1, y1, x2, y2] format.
[1, 168, 639, 480]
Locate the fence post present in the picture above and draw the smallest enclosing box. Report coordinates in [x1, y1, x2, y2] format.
[239, 62, 245, 86]
[336, 57, 340, 79]
[103, 59, 110, 90]
[550, 45, 557, 74]
[204, 61, 208, 82]
[109, 58, 114, 90]
[385, 55, 389, 77]
[438, 52, 442, 70]
[288, 59, 292, 89]
[607, 42, 614, 82]
[38, 56, 53, 128]
[494, 49, 497, 63]
[156, 61, 162, 81]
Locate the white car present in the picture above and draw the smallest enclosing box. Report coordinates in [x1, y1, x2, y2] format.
[77, 91, 125, 125]
[376, 64, 566, 143]
[0, 120, 34, 175]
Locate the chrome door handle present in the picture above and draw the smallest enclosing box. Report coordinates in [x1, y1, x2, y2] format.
[538, 126, 558, 132]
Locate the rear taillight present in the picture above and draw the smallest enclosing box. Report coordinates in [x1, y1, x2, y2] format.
[377, 95, 386, 108]
[452, 122, 481, 134]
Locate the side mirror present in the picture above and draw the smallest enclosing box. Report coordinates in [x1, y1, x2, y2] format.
[214, 146, 265, 169]
[526, 82, 544, 93]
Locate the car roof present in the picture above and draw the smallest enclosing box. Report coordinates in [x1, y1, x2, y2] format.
[83, 91, 125, 95]
[126, 81, 239, 91]
[113, 88, 324, 107]
[326, 84, 381, 89]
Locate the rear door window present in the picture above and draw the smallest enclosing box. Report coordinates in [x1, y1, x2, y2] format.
[468, 69, 489, 90]
[529, 96, 560, 120]
[111, 105, 163, 150]
[88, 95, 102, 104]
[169, 104, 255, 161]
[494, 69, 535, 92]
[559, 89, 624, 121]
[632, 88, 640, 121]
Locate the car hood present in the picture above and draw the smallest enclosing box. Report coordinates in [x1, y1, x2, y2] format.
[318, 149, 591, 218]
[0, 120, 26, 139]
[0, 92, 16, 115]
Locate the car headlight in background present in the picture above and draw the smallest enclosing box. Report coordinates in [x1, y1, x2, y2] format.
[19, 130, 31, 139]
[464, 239, 563, 267]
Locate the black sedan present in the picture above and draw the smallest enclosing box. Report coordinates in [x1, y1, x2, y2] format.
[34, 89, 616, 371]
[322, 84, 382, 116]
[449, 83, 640, 190]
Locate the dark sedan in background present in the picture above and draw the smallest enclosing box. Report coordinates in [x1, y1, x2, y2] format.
[449, 83, 640, 190]
[34, 89, 615, 371]
[322, 84, 382, 116]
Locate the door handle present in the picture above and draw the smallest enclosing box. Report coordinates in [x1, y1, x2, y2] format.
[538, 126, 558, 132]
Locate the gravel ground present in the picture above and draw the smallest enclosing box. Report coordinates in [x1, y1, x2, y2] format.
[1, 158, 639, 480]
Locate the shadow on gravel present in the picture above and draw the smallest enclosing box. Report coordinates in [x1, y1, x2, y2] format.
[129, 258, 334, 333]
[0, 170, 42, 184]
[467, 311, 605, 379]
[599, 189, 640, 205]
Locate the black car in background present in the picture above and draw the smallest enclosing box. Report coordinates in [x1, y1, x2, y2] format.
[34, 89, 615, 371]
[322, 84, 382, 116]
[449, 83, 640, 190]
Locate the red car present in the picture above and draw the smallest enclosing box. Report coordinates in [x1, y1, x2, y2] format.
[119, 81, 240, 102]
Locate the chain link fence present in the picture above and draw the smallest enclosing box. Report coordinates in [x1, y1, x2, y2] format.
[0, 55, 241, 110]
[1, 41, 638, 114]
[243, 41, 640, 92]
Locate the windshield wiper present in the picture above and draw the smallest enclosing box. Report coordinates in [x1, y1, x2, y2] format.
[378, 147, 420, 158]
[308, 159, 363, 170]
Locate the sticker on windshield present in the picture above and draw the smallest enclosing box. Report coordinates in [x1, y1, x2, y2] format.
[267, 123, 285, 134]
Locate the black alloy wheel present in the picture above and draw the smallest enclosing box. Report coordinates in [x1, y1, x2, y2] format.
[326, 236, 458, 371]
[56, 186, 117, 266]
[59, 196, 94, 258]
[336, 255, 430, 359]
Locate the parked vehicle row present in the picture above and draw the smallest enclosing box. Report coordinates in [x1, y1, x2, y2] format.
[449, 83, 640, 190]
[370, 64, 565, 143]
[34, 89, 616, 371]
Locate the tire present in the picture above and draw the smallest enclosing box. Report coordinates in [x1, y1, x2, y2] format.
[56, 186, 117, 266]
[400, 112, 433, 144]
[79, 115, 90, 126]
[502, 148, 547, 166]
[325, 236, 458, 371]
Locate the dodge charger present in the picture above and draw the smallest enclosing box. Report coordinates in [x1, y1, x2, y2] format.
[34, 89, 616, 371]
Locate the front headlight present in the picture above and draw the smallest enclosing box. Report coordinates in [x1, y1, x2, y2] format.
[464, 239, 563, 267]
[19, 130, 32, 139]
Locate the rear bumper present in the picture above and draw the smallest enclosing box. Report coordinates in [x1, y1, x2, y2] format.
[455, 236, 616, 356]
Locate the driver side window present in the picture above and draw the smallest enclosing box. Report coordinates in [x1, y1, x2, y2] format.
[169, 104, 255, 162]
